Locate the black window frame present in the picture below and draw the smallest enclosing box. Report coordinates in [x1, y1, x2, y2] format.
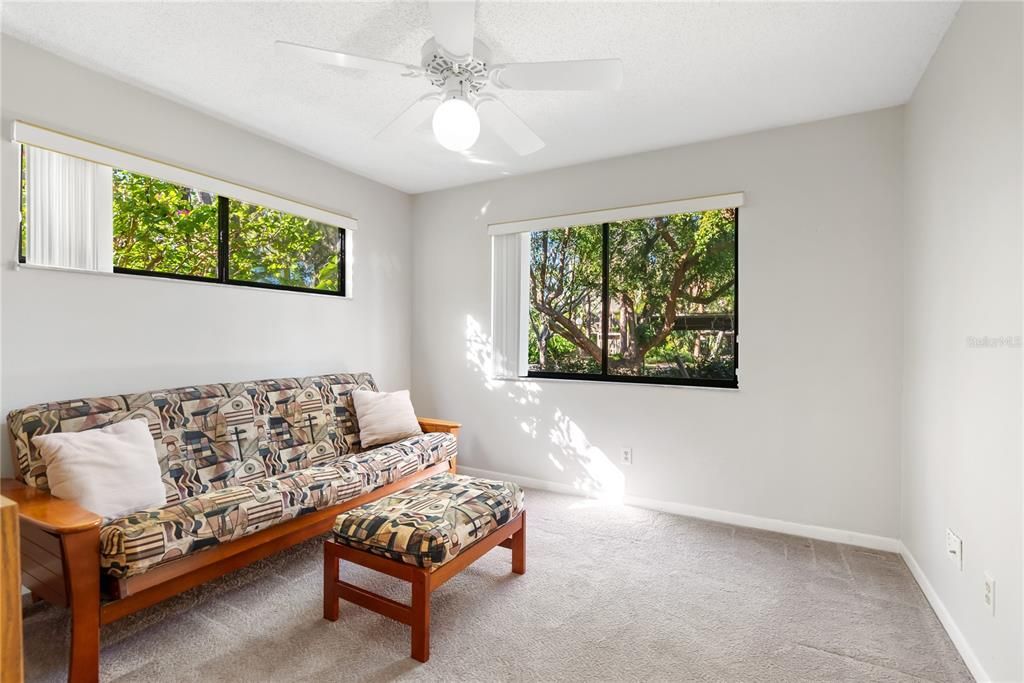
[220, 196, 346, 297]
[526, 209, 739, 390]
[18, 145, 348, 298]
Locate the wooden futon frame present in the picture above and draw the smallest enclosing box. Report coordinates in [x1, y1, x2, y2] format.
[1, 417, 461, 683]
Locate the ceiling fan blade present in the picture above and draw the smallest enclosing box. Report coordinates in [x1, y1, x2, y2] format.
[375, 94, 441, 140]
[429, 0, 476, 59]
[490, 59, 623, 91]
[476, 97, 545, 156]
[275, 40, 423, 76]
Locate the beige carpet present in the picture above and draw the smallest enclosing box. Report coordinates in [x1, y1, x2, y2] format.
[22, 488, 971, 682]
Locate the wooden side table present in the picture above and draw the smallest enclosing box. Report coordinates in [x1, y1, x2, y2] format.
[1, 495, 24, 683]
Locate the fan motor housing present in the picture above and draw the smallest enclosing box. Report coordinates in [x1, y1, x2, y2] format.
[422, 38, 490, 94]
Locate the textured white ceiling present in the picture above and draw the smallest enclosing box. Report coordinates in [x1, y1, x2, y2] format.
[2, 1, 958, 193]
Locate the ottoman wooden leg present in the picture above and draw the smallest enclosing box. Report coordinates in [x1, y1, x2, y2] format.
[323, 542, 339, 622]
[410, 570, 431, 662]
[511, 511, 526, 575]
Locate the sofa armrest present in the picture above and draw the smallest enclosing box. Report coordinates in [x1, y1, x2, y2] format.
[1, 478, 102, 679]
[0, 479, 102, 535]
[417, 418, 461, 436]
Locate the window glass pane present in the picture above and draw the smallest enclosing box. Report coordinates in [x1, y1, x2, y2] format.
[528, 225, 604, 374]
[20, 145, 27, 259]
[227, 199, 341, 292]
[113, 169, 218, 279]
[608, 209, 736, 381]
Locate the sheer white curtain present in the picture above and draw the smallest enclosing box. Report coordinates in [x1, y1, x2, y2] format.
[25, 146, 113, 271]
[490, 233, 529, 379]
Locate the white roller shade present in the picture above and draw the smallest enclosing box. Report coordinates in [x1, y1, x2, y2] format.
[14, 121, 357, 230]
[491, 233, 529, 379]
[487, 192, 744, 236]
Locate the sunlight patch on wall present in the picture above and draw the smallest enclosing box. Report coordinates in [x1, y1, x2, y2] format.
[465, 313, 624, 501]
[465, 315, 502, 392]
[549, 409, 624, 502]
[464, 315, 541, 404]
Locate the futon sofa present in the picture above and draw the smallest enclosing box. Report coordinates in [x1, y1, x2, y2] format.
[2, 372, 460, 682]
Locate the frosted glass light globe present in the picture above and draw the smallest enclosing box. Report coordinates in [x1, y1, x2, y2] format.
[432, 98, 480, 151]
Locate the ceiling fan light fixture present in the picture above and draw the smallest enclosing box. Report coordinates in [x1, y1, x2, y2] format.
[280, 2, 625, 157]
[432, 96, 480, 151]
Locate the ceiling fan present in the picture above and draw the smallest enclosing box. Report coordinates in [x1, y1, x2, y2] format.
[275, 0, 623, 155]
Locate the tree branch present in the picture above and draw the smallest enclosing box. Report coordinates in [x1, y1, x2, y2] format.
[678, 279, 734, 306]
[637, 237, 714, 356]
[532, 300, 603, 363]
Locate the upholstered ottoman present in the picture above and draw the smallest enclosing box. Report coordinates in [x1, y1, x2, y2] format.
[323, 473, 526, 662]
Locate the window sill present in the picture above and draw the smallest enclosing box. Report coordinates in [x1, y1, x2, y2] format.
[13, 262, 353, 300]
[492, 375, 740, 392]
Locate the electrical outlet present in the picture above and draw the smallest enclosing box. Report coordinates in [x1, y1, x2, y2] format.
[983, 573, 995, 616]
[946, 529, 962, 571]
[620, 447, 633, 465]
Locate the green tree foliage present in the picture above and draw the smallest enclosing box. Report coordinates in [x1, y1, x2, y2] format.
[111, 170, 340, 291]
[529, 225, 603, 373]
[228, 200, 339, 291]
[529, 209, 737, 380]
[113, 171, 219, 278]
[608, 209, 736, 377]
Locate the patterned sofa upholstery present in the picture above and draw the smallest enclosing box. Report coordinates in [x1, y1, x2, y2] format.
[7, 373, 457, 578]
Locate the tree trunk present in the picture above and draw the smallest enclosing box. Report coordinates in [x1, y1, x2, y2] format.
[537, 326, 549, 367]
[618, 306, 627, 356]
[615, 296, 643, 375]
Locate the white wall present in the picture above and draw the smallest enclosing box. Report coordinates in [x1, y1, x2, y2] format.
[0, 37, 414, 478]
[411, 107, 905, 542]
[901, 3, 1023, 681]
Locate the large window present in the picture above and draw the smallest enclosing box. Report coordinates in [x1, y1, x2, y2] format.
[526, 207, 738, 388]
[17, 129, 351, 297]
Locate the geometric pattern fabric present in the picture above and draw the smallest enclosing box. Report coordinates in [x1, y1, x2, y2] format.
[332, 473, 524, 570]
[101, 431, 457, 578]
[8, 373, 377, 502]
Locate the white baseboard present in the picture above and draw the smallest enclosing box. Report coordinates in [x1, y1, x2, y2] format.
[457, 465, 901, 553]
[900, 544, 989, 683]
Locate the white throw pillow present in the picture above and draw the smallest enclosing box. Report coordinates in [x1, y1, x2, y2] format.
[352, 389, 423, 449]
[32, 418, 165, 518]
